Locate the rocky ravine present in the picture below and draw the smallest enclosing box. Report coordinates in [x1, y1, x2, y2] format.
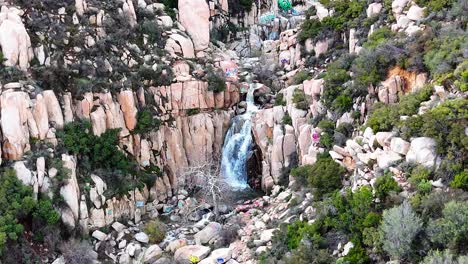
[0, 0, 466, 263]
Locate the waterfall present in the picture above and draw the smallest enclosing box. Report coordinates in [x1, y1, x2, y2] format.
[221, 82, 259, 189]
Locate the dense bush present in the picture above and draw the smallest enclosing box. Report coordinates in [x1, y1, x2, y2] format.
[424, 34, 467, 79]
[57, 120, 156, 195]
[275, 93, 286, 106]
[367, 86, 433, 132]
[352, 44, 403, 90]
[282, 113, 292, 126]
[450, 171, 468, 191]
[206, 67, 227, 93]
[0, 170, 61, 256]
[298, 18, 328, 43]
[409, 165, 432, 188]
[399, 98, 467, 157]
[420, 250, 468, 264]
[321, 55, 353, 109]
[292, 89, 310, 110]
[415, 0, 457, 12]
[427, 201, 468, 253]
[380, 201, 423, 260]
[374, 173, 402, 201]
[144, 219, 167, 243]
[363, 27, 395, 49]
[293, 70, 311, 84]
[291, 156, 345, 199]
[326, 187, 379, 241]
[134, 107, 162, 134]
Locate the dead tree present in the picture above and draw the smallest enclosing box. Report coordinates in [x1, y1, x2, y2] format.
[182, 160, 229, 219]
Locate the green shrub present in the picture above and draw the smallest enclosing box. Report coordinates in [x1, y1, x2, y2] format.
[400, 98, 467, 156]
[319, 133, 334, 149]
[282, 113, 292, 126]
[420, 250, 468, 264]
[162, 0, 178, 19]
[57, 120, 154, 195]
[298, 19, 326, 42]
[291, 156, 345, 199]
[450, 171, 468, 190]
[352, 45, 402, 89]
[424, 35, 467, 78]
[342, 244, 370, 264]
[427, 201, 468, 252]
[368, 86, 432, 132]
[317, 119, 335, 132]
[364, 27, 395, 49]
[134, 107, 162, 134]
[275, 93, 286, 106]
[417, 180, 433, 194]
[380, 201, 423, 260]
[285, 221, 324, 250]
[144, 219, 167, 243]
[374, 173, 401, 201]
[415, 0, 456, 12]
[293, 70, 311, 84]
[206, 68, 227, 93]
[454, 61, 468, 92]
[322, 57, 353, 109]
[292, 89, 310, 110]
[0, 170, 61, 255]
[327, 187, 379, 240]
[187, 108, 200, 116]
[333, 95, 353, 112]
[409, 165, 432, 188]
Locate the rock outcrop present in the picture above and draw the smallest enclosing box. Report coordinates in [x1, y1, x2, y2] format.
[178, 0, 210, 53]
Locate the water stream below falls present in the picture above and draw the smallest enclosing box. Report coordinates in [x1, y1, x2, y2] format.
[221, 82, 259, 189]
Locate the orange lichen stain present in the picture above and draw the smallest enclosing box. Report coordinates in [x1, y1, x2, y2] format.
[387, 66, 424, 94]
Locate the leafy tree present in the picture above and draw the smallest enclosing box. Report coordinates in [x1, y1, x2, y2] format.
[380, 201, 423, 260]
[292, 156, 345, 199]
[327, 187, 379, 241]
[427, 201, 468, 252]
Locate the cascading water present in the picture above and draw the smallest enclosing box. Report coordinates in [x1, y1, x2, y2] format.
[221, 81, 259, 189]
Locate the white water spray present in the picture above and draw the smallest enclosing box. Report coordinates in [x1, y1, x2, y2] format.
[221, 80, 259, 189]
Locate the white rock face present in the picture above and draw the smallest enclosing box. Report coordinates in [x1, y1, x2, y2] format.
[406, 137, 438, 168]
[1, 92, 31, 160]
[60, 154, 80, 225]
[135, 232, 149, 243]
[392, 0, 409, 15]
[407, 5, 425, 21]
[178, 0, 210, 52]
[174, 245, 211, 263]
[367, 3, 383, 18]
[13, 161, 34, 186]
[0, 6, 33, 70]
[144, 245, 163, 263]
[92, 230, 107, 241]
[377, 150, 402, 169]
[390, 137, 410, 155]
[194, 222, 222, 245]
